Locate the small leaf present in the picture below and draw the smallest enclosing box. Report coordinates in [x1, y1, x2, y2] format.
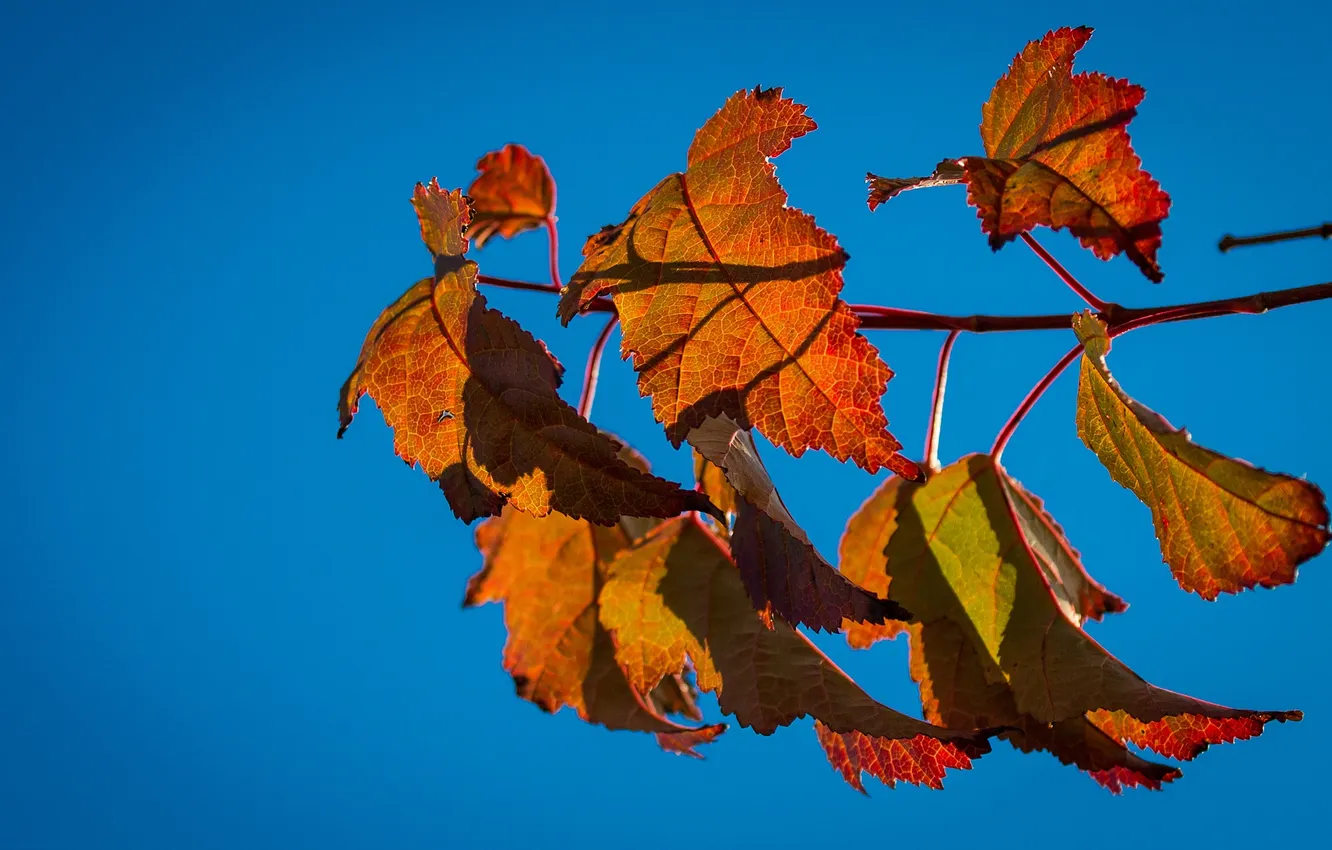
[869, 28, 1171, 282]
[866, 159, 967, 210]
[688, 415, 909, 631]
[466, 144, 556, 248]
[830, 454, 1299, 792]
[1074, 312, 1330, 598]
[338, 182, 719, 525]
[598, 515, 991, 788]
[561, 86, 919, 480]
[466, 505, 724, 754]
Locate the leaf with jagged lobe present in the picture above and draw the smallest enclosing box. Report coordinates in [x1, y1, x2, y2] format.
[686, 415, 909, 631]
[466, 144, 556, 248]
[561, 86, 920, 481]
[466, 502, 724, 757]
[1073, 312, 1329, 598]
[825, 454, 1299, 793]
[868, 28, 1171, 281]
[597, 514, 993, 788]
[337, 181, 720, 526]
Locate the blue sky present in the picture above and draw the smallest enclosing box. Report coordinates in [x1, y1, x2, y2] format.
[3, 1, 1329, 847]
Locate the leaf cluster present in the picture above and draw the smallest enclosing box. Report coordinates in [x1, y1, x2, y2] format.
[337, 28, 1328, 793]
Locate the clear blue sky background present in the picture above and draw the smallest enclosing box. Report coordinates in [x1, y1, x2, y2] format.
[3, 1, 1329, 847]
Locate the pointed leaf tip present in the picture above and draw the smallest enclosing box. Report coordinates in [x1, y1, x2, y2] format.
[834, 454, 1299, 791]
[599, 515, 992, 777]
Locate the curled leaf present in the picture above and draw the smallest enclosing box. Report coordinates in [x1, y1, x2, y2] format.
[688, 415, 910, 631]
[467, 505, 723, 755]
[1074, 312, 1330, 598]
[562, 86, 919, 480]
[338, 181, 718, 525]
[866, 159, 967, 210]
[466, 144, 556, 248]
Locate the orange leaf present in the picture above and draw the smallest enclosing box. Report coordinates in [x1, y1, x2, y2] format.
[868, 28, 1171, 281]
[829, 454, 1298, 792]
[1074, 313, 1330, 598]
[337, 181, 718, 525]
[467, 504, 723, 756]
[598, 515, 991, 788]
[560, 87, 919, 480]
[465, 144, 556, 248]
[688, 415, 909, 631]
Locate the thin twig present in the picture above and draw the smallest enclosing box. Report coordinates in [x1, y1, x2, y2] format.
[545, 215, 562, 290]
[924, 330, 960, 473]
[577, 315, 619, 419]
[1219, 223, 1332, 253]
[1020, 232, 1112, 312]
[991, 343, 1083, 462]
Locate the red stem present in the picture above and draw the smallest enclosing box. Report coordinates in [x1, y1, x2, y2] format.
[577, 315, 618, 419]
[990, 343, 1083, 462]
[545, 215, 562, 291]
[1020, 232, 1111, 312]
[923, 330, 960, 473]
[478, 275, 1332, 330]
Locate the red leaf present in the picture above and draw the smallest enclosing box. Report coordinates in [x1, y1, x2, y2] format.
[868, 28, 1171, 281]
[465, 144, 556, 248]
[338, 182, 719, 525]
[467, 504, 724, 753]
[562, 87, 919, 480]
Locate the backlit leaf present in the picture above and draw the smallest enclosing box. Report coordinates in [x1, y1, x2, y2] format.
[692, 450, 738, 538]
[598, 515, 991, 787]
[560, 87, 920, 481]
[868, 28, 1171, 281]
[1074, 312, 1330, 598]
[466, 144, 555, 248]
[830, 454, 1299, 792]
[467, 504, 723, 756]
[337, 181, 718, 525]
[688, 415, 909, 631]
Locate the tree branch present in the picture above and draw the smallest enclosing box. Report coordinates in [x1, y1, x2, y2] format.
[476, 275, 1332, 332]
[1219, 223, 1332, 253]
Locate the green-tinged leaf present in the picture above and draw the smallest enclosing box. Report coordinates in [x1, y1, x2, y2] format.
[827, 454, 1299, 792]
[1074, 312, 1330, 598]
[598, 515, 992, 789]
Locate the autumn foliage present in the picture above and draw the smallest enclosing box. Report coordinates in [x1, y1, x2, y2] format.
[337, 28, 1329, 794]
